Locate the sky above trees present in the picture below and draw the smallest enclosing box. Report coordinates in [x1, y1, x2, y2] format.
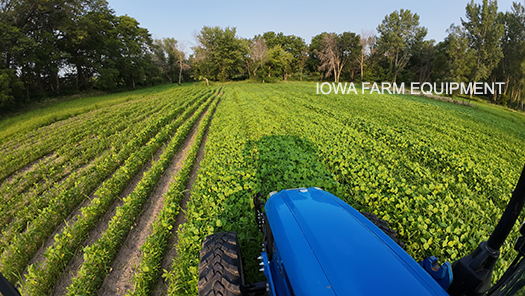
[107, 0, 517, 46]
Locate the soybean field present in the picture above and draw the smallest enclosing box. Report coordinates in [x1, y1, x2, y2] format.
[0, 82, 524, 295]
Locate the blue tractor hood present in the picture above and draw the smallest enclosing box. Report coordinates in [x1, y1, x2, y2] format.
[264, 187, 450, 296]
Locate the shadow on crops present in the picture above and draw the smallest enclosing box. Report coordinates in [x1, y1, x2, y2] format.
[247, 134, 339, 199]
[239, 135, 342, 283]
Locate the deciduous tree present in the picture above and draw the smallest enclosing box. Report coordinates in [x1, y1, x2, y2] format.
[358, 30, 376, 80]
[376, 9, 427, 82]
[247, 37, 268, 77]
[462, 0, 504, 97]
[317, 32, 361, 82]
[446, 25, 477, 84]
[497, 2, 525, 105]
[192, 26, 246, 81]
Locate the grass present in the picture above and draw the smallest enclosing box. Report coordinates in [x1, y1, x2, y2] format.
[0, 83, 197, 143]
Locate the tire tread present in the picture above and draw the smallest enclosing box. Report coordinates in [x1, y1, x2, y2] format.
[198, 231, 243, 296]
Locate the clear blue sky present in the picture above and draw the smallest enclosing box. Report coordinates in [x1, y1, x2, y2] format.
[107, 0, 519, 48]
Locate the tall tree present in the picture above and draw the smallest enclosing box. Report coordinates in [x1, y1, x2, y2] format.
[317, 32, 361, 82]
[192, 26, 246, 81]
[115, 15, 152, 88]
[317, 33, 339, 81]
[462, 0, 505, 98]
[261, 32, 307, 79]
[376, 9, 427, 82]
[63, 5, 116, 90]
[0, 0, 160, 111]
[151, 38, 177, 83]
[297, 45, 309, 81]
[410, 40, 436, 84]
[246, 37, 268, 78]
[175, 42, 190, 85]
[446, 25, 477, 85]
[151, 38, 190, 84]
[307, 33, 325, 75]
[259, 45, 293, 81]
[358, 30, 376, 80]
[497, 2, 525, 105]
[91, 14, 152, 90]
[0, 19, 33, 105]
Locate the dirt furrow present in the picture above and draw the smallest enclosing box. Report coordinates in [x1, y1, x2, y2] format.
[152, 106, 213, 296]
[49, 148, 164, 296]
[24, 158, 100, 271]
[1, 152, 57, 187]
[15, 97, 203, 295]
[97, 108, 209, 296]
[49, 101, 208, 295]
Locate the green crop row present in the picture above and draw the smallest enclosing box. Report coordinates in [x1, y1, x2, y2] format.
[280, 86, 517, 206]
[0, 100, 132, 181]
[129, 92, 220, 296]
[0, 93, 180, 231]
[0, 89, 211, 285]
[0, 90, 202, 254]
[0, 86, 197, 183]
[0, 90, 175, 196]
[65, 92, 216, 295]
[1, 82, 523, 295]
[0, 84, 186, 146]
[172, 83, 524, 295]
[0, 89, 171, 185]
[235, 83, 524, 281]
[19, 89, 215, 296]
[171, 90, 266, 294]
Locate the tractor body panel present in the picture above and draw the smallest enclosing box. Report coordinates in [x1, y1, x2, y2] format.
[264, 187, 450, 296]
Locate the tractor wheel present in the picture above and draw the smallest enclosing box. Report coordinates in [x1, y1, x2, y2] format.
[361, 212, 406, 250]
[198, 231, 245, 296]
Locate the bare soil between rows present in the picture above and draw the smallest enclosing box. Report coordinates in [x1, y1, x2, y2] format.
[15, 92, 219, 296]
[152, 105, 214, 296]
[97, 106, 211, 296]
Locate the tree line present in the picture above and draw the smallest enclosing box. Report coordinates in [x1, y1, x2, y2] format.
[190, 0, 524, 109]
[1, 0, 524, 111]
[0, 0, 191, 111]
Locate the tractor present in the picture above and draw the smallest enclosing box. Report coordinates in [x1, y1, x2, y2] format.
[197, 164, 525, 296]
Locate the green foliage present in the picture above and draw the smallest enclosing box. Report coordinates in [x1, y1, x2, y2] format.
[19, 88, 211, 296]
[315, 32, 362, 82]
[258, 45, 293, 81]
[307, 32, 325, 74]
[0, 0, 156, 107]
[497, 3, 525, 104]
[192, 26, 247, 81]
[498, 94, 511, 105]
[151, 38, 190, 84]
[445, 25, 477, 84]
[94, 68, 121, 90]
[129, 92, 220, 296]
[376, 9, 427, 82]
[172, 83, 525, 295]
[462, 0, 505, 82]
[255, 135, 339, 196]
[261, 32, 308, 78]
[65, 91, 216, 295]
[0, 69, 23, 108]
[0, 86, 211, 288]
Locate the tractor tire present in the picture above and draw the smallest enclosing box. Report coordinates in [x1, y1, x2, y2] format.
[198, 231, 245, 296]
[361, 212, 406, 250]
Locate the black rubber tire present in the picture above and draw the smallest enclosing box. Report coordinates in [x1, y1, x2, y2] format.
[361, 211, 406, 250]
[198, 231, 245, 296]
